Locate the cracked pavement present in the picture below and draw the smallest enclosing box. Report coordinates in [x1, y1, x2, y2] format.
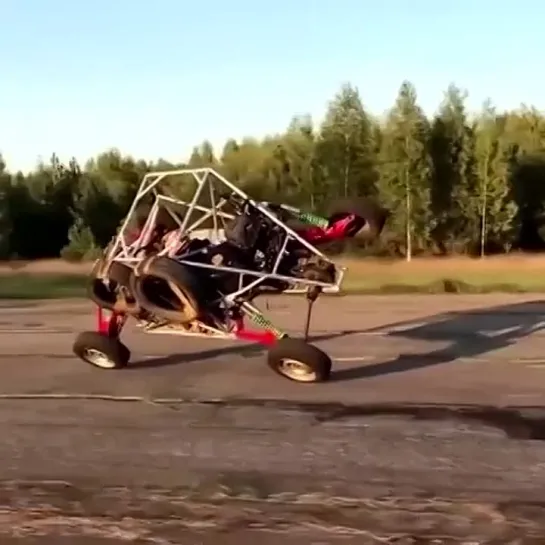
[1, 294, 545, 543]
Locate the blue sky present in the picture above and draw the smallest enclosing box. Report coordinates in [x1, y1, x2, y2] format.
[1, 0, 542, 172]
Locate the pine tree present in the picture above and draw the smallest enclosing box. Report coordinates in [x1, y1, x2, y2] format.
[429, 84, 476, 253]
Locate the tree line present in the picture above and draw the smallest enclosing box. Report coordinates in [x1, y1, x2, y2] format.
[2, 80, 545, 261]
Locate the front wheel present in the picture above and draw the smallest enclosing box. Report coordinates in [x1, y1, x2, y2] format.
[73, 331, 131, 370]
[267, 338, 332, 383]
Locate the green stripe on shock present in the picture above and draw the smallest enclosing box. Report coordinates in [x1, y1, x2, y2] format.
[247, 311, 285, 339]
[295, 211, 329, 229]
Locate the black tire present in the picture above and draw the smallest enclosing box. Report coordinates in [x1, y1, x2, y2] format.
[267, 337, 332, 383]
[87, 278, 118, 310]
[131, 256, 207, 324]
[107, 262, 140, 314]
[73, 331, 131, 370]
[327, 197, 389, 239]
[87, 260, 139, 314]
[108, 261, 134, 286]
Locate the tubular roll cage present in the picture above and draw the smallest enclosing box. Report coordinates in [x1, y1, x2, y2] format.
[103, 167, 346, 301]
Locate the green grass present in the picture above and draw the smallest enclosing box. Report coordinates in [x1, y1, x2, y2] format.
[339, 257, 545, 294]
[1, 267, 545, 299]
[0, 274, 89, 299]
[342, 271, 545, 294]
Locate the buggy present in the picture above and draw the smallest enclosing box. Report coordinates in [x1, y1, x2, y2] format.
[72, 168, 387, 383]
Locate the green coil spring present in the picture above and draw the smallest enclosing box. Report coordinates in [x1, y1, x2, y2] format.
[295, 211, 329, 229]
[248, 311, 285, 339]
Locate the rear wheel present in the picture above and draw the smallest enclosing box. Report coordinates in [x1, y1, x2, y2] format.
[267, 337, 332, 383]
[131, 256, 207, 324]
[73, 331, 131, 370]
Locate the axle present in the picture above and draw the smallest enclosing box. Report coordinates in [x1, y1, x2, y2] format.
[302, 285, 322, 342]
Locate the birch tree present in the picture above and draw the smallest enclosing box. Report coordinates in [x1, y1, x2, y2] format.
[378, 81, 432, 260]
[474, 102, 518, 254]
[315, 83, 378, 201]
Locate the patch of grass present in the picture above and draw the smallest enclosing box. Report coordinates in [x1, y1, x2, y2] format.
[345, 280, 530, 295]
[0, 274, 89, 299]
[1, 254, 545, 298]
[340, 256, 545, 293]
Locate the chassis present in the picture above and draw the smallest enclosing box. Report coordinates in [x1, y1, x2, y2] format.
[72, 168, 386, 383]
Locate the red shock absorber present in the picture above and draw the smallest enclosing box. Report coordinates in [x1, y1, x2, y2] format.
[232, 307, 283, 346]
[96, 306, 127, 338]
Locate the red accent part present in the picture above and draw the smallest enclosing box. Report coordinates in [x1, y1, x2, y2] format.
[233, 317, 278, 346]
[297, 214, 357, 245]
[125, 228, 141, 245]
[96, 306, 126, 338]
[235, 329, 278, 345]
[97, 306, 108, 334]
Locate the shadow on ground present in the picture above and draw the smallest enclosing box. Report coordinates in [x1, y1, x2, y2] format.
[333, 300, 545, 382]
[129, 301, 545, 381]
[130, 331, 358, 369]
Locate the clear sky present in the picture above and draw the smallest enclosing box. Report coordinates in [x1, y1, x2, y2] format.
[1, 0, 541, 172]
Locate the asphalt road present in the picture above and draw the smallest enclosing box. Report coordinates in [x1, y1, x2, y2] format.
[2, 294, 545, 544]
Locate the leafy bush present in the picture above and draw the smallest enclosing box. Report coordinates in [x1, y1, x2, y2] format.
[60, 219, 99, 262]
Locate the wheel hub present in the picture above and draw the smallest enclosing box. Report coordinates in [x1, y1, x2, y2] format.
[83, 348, 116, 369]
[278, 358, 317, 382]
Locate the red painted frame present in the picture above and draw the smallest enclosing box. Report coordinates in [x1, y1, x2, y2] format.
[295, 214, 357, 245]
